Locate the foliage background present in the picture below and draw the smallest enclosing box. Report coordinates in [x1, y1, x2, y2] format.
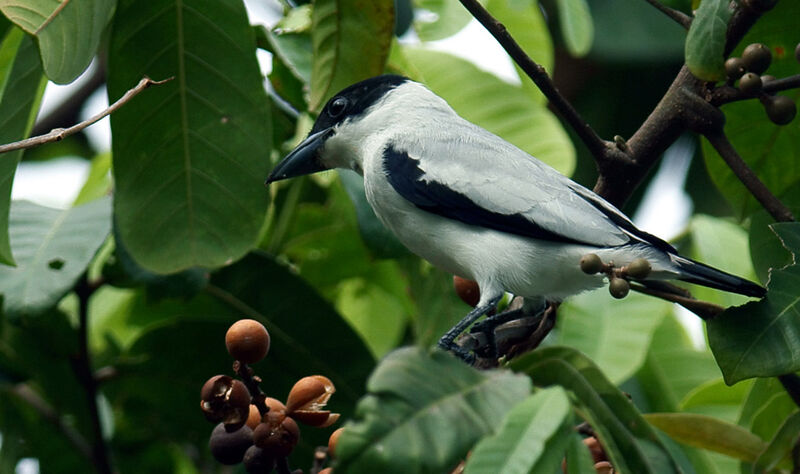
[0, 0, 798, 472]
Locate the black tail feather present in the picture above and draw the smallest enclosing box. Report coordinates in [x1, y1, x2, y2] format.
[671, 255, 766, 298]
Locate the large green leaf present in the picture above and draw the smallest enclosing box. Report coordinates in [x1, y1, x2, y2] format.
[679, 378, 753, 423]
[412, 0, 473, 41]
[644, 413, 766, 462]
[708, 223, 800, 384]
[0, 29, 45, 266]
[107, 0, 271, 274]
[486, 0, 552, 103]
[0, 198, 111, 319]
[404, 47, 575, 175]
[0, 0, 115, 83]
[335, 347, 531, 473]
[511, 346, 680, 473]
[556, 0, 594, 57]
[685, 0, 731, 81]
[703, 1, 800, 218]
[463, 386, 572, 474]
[753, 410, 800, 473]
[738, 378, 797, 442]
[309, 0, 394, 111]
[558, 289, 670, 384]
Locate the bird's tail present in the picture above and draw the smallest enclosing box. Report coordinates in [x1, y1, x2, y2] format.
[670, 254, 766, 298]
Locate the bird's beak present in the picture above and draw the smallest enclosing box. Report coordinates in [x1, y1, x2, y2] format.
[265, 128, 333, 185]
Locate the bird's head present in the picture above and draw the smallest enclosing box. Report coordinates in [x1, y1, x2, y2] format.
[266, 74, 410, 184]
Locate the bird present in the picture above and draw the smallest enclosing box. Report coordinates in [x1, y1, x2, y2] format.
[266, 74, 765, 359]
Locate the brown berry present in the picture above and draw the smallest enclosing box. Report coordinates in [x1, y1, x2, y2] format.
[328, 427, 345, 458]
[763, 95, 797, 125]
[226, 319, 270, 364]
[243, 445, 275, 473]
[724, 57, 746, 80]
[580, 254, 603, 275]
[594, 460, 614, 474]
[246, 404, 261, 430]
[286, 375, 335, 413]
[208, 423, 253, 465]
[201, 375, 251, 429]
[583, 437, 607, 464]
[318, 469, 333, 474]
[609, 278, 630, 299]
[253, 417, 300, 457]
[453, 275, 480, 307]
[742, 43, 771, 74]
[738, 72, 762, 95]
[625, 258, 651, 279]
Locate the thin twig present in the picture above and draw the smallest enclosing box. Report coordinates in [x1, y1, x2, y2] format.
[710, 74, 800, 105]
[456, 0, 613, 160]
[234, 361, 269, 417]
[73, 275, 114, 474]
[705, 131, 795, 222]
[643, 0, 691, 29]
[629, 283, 724, 320]
[0, 76, 173, 155]
[7, 383, 92, 460]
[32, 59, 106, 136]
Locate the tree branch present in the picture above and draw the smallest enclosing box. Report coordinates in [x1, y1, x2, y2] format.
[629, 283, 724, 320]
[705, 131, 795, 222]
[31, 60, 106, 136]
[7, 383, 92, 461]
[710, 74, 800, 105]
[72, 275, 114, 474]
[0, 76, 172, 155]
[456, 0, 617, 162]
[642, 0, 691, 29]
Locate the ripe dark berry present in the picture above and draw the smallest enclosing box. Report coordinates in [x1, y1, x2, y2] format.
[253, 417, 300, 457]
[724, 57, 746, 80]
[453, 276, 480, 307]
[742, 43, 772, 74]
[609, 278, 630, 299]
[625, 258, 651, 279]
[209, 423, 253, 465]
[243, 446, 275, 473]
[763, 95, 797, 125]
[738, 73, 762, 95]
[226, 319, 270, 364]
[580, 254, 603, 274]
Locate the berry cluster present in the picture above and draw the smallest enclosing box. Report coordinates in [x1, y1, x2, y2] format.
[725, 42, 798, 125]
[200, 319, 341, 473]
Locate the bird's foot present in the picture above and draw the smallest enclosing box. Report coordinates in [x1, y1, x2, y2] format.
[437, 338, 476, 365]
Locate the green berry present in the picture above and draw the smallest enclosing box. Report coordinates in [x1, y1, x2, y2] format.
[724, 57, 746, 80]
[763, 95, 797, 125]
[609, 278, 630, 299]
[580, 254, 603, 274]
[626, 258, 652, 279]
[738, 72, 762, 95]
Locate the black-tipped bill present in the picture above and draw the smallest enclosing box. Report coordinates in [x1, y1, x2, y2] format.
[265, 128, 333, 185]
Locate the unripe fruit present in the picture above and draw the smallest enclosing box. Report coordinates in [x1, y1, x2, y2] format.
[609, 278, 630, 299]
[201, 375, 251, 429]
[226, 319, 270, 364]
[625, 258, 651, 279]
[253, 417, 300, 457]
[328, 427, 345, 458]
[208, 423, 253, 465]
[742, 43, 771, 74]
[243, 446, 275, 473]
[453, 276, 480, 307]
[580, 254, 603, 274]
[724, 57, 746, 80]
[763, 95, 797, 125]
[738, 72, 762, 95]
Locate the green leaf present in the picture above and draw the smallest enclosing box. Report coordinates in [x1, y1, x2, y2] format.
[511, 346, 680, 473]
[486, 0, 552, 102]
[463, 386, 572, 474]
[702, 1, 800, 218]
[0, 0, 115, 83]
[708, 222, 800, 384]
[558, 289, 670, 384]
[565, 432, 599, 474]
[685, 0, 732, 81]
[404, 47, 575, 175]
[739, 378, 797, 442]
[336, 347, 532, 474]
[412, 0, 473, 41]
[0, 29, 45, 266]
[0, 198, 111, 319]
[753, 410, 800, 473]
[556, 0, 594, 57]
[679, 378, 753, 423]
[687, 214, 760, 307]
[107, 0, 271, 273]
[309, 0, 394, 111]
[645, 413, 766, 462]
[73, 152, 111, 206]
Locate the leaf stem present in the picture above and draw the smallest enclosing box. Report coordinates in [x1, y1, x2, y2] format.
[0, 76, 172, 155]
[642, 0, 692, 29]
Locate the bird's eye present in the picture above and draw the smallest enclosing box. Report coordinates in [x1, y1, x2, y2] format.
[328, 97, 348, 118]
